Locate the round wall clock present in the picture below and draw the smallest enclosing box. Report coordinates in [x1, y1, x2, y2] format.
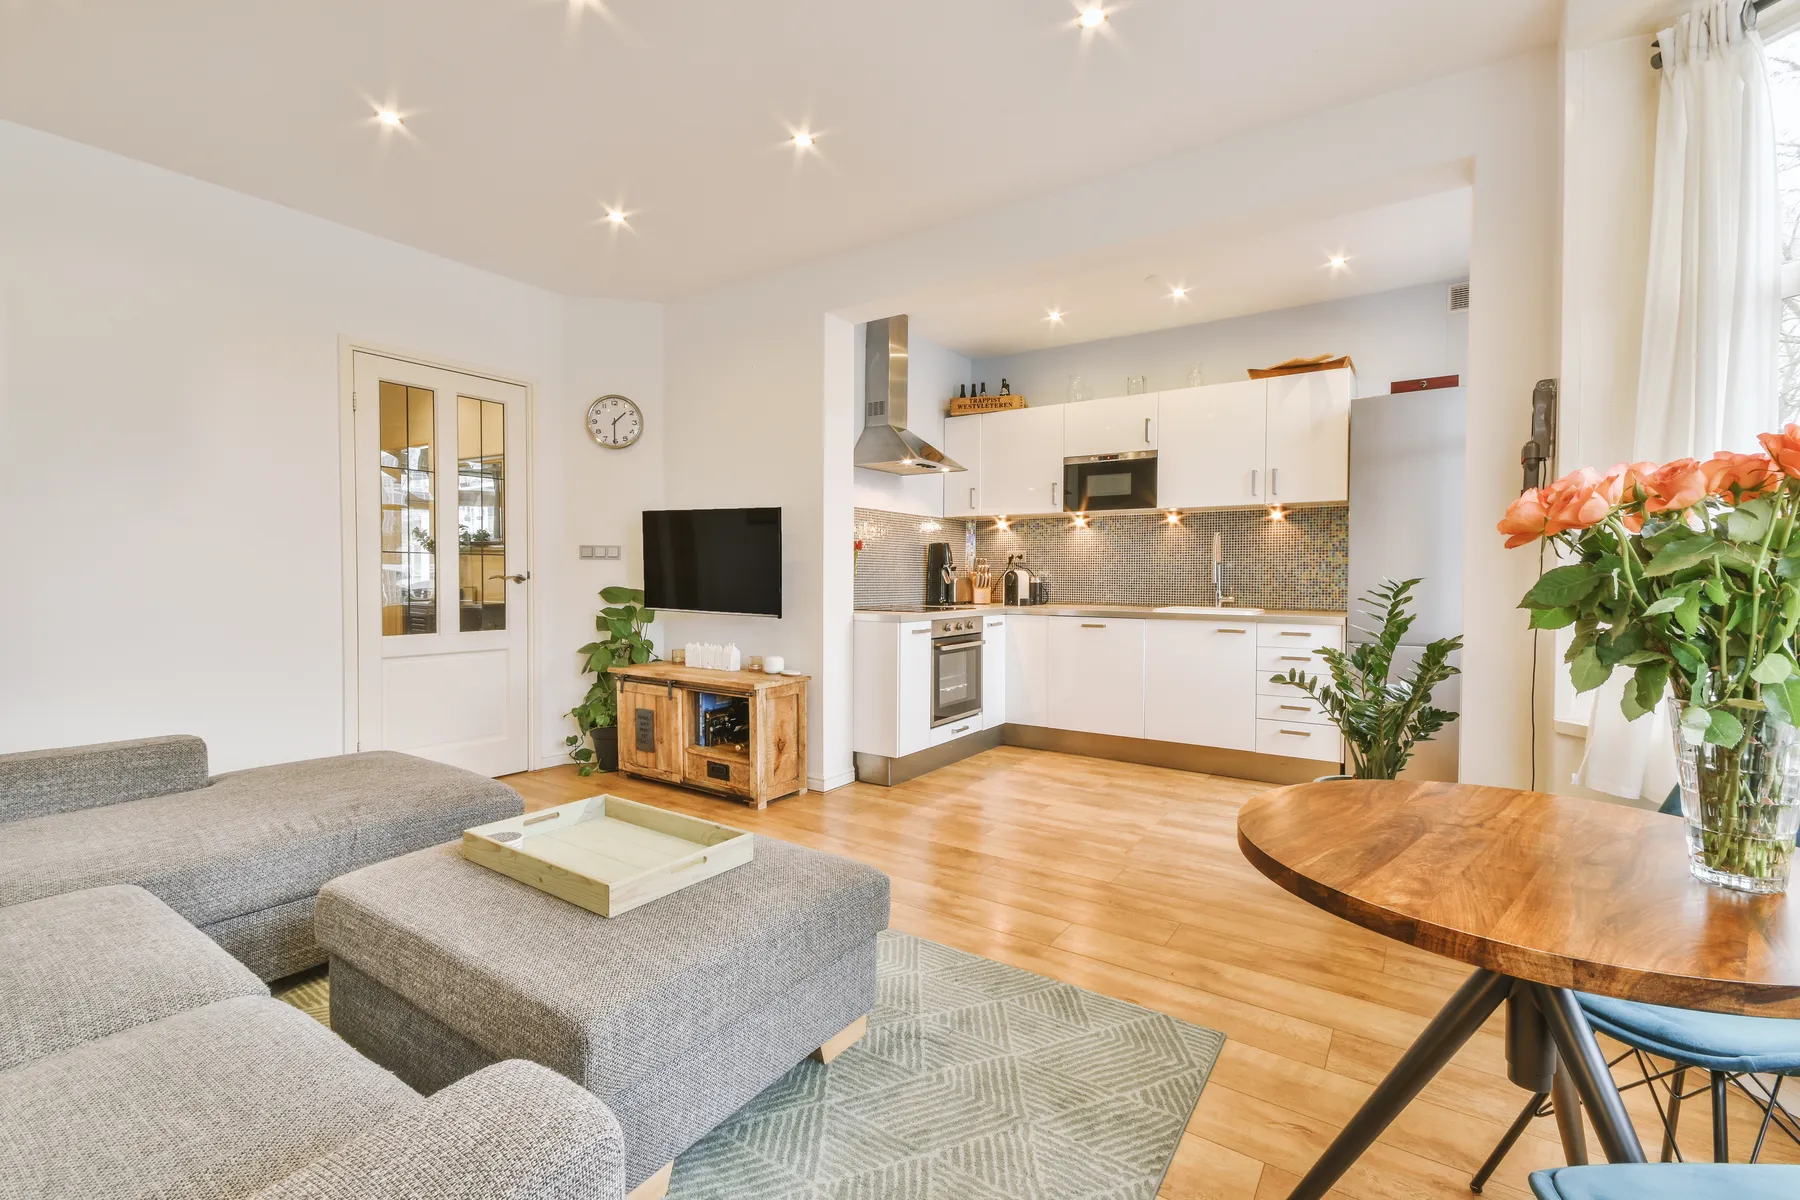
[586, 394, 643, 449]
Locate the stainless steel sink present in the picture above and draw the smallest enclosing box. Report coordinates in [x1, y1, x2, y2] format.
[1154, 605, 1266, 616]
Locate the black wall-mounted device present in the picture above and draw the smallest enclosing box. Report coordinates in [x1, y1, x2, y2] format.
[1521, 379, 1557, 493]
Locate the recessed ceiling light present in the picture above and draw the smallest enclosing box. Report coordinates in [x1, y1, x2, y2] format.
[1045, 309, 1065, 324]
[1169, 285, 1189, 300]
[1327, 254, 1349, 271]
[604, 208, 629, 227]
[791, 131, 816, 149]
[374, 108, 404, 128]
[1078, 7, 1107, 28]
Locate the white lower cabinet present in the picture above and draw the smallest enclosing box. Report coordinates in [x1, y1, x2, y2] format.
[1047, 617, 1145, 738]
[981, 616, 1008, 729]
[1005, 614, 1049, 727]
[896, 622, 933, 757]
[1144, 621, 1256, 750]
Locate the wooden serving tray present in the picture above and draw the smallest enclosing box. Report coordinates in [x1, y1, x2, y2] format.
[461, 795, 753, 918]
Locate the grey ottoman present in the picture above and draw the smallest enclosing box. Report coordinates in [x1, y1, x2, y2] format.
[315, 834, 889, 1198]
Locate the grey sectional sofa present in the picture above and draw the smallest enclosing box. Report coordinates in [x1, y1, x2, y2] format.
[0, 735, 521, 979]
[0, 884, 626, 1200]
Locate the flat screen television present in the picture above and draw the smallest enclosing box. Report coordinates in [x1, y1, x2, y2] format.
[642, 507, 782, 618]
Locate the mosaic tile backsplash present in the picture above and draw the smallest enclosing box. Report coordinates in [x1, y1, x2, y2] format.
[853, 505, 1348, 612]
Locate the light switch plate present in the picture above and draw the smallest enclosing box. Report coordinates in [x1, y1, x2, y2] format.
[579, 545, 622, 559]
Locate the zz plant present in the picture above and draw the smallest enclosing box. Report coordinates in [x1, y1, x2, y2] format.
[1270, 577, 1463, 780]
[565, 586, 655, 775]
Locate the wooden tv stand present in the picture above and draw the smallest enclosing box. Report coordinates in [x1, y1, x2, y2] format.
[607, 663, 809, 809]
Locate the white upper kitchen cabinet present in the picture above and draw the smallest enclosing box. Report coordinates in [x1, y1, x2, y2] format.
[980, 615, 1007, 729]
[1143, 620, 1256, 750]
[1062, 393, 1158, 458]
[1047, 617, 1145, 739]
[1265, 367, 1352, 505]
[979, 406, 1065, 515]
[1157, 380, 1268, 509]
[1005, 614, 1049, 726]
[943, 414, 982, 518]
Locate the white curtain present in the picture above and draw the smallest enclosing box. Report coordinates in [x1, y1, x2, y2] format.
[1581, 0, 1781, 801]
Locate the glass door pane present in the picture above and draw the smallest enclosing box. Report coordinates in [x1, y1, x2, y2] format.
[457, 395, 506, 631]
[378, 381, 436, 635]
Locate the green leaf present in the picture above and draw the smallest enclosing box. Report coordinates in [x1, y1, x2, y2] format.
[1705, 576, 1728, 605]
[1595, 624, 1646, 667]
[1669, 640, 1704, 673]
[1643, 537, 1720, 578]
[1625, 661, 1669, 721]
[1754, 653, 1796, 685]
[1674, 587, 1703, 635]
[600, 606, 629, 620]
[1521, 563, 1602, 609]
[1706, 706, 1746, 747]
[1765, 680, 1800, 724]
[1569, 645, 1613, 693]
[606, 617, 631, 638]
[1679, 703, 1713, 745]
[1641, 594, 1685, 616]
[1728, 505, 1771, 543]
[1528, 606, 1576, 629]
[599, 586, 641, 605]
[630, 644, 651, 664]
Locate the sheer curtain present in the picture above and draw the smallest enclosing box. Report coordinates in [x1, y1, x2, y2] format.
[1581, 0, 1782, 801]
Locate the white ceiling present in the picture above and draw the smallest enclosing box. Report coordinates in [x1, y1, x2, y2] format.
[0, 1, 1556, 300]
[897, 185, 1473, 358]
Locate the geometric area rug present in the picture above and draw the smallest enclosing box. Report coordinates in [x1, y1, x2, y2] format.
[274, 929, 1223, 1200]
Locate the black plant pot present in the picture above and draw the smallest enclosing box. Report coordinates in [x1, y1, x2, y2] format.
[590, 726, 619, 772]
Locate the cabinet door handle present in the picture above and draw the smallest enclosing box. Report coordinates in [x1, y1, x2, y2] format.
[1051, 481, 1060, 506]
[987, 620, 1003, 627]
[1143, 417, 1151, 444]
[1271, 467, 1279, 496]
[952, 724, 971, 734]
[1277, 728, 1312, 737]
[1080, 623, 1106, 628]
[1250, 469, 1259, 497]
[969, 487, 977, 509]
[911, 628, 930, 635]
[1278, 631, 1313, 637]
[1278, 654, 1313, 661]
[1278, 703, 1311, 711]
[1217, 628, 1248, 634]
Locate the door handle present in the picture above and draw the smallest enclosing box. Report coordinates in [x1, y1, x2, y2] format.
[1051, 482, 1059, 506]
[1278, 631, 1312, 637]
[1271, 468, 1279, 497]
[1080, 623, 1106, 629]
[1143, 417, 1151, 444]
[1277, 728, 1312, 737]
[1217, 628, 1248, 634]
[1250, 469, 1258, 497]
[1278, 704, 1311, 711]
[969, 487, 977, 509]
[952, 724, 970, 734]
[494, 572, 530, 583]
[1278, 654, 1312, 661]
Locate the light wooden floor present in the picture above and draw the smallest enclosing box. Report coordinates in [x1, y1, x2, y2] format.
[506, 747, 1800, 1200]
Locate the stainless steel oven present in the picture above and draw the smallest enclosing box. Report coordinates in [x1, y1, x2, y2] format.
[931, 616, 983, 727]
[1063, 450, 1157, 511]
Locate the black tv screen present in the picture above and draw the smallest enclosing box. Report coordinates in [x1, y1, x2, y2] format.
[643, 508, 783, 618]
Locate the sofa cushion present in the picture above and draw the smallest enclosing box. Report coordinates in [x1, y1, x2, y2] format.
[0, 751, 521, 926]
[315, 836, 889, 1098]
[0, 734, 209, 823]
[0, 995, 417, 1200]
[0, 884, 266, 1071]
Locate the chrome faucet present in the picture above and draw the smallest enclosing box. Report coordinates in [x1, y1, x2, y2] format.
[1212, 532, 1233, 608]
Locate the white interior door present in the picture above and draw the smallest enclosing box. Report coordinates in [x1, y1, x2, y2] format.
[352, 352, 530, 777]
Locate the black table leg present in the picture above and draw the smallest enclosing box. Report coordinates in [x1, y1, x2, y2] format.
[1530, 984, 1647, 1164]
[1287, 968, 1512, 1200]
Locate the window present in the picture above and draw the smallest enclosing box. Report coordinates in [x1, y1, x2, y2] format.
[1766, 22, 1800, 420]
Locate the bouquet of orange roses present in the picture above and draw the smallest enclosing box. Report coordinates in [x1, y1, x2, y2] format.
[1501, 429, 1800, 889]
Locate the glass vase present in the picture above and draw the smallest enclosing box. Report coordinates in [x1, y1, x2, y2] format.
[1669, 701, 1800, 894]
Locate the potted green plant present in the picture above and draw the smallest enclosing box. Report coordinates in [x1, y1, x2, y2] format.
[565, 586, 656, 775]
[1270, 577, 1463, 781]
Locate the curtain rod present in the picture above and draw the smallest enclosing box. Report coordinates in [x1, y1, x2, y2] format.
[1652, 0, 1781, 67]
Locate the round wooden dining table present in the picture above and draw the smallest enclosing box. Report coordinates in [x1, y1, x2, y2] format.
[1238, 779, 1800, 1200]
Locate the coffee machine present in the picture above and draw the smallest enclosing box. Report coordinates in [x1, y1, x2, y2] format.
[1003, 559, 1039, 605]
[924, 542, 955, 606]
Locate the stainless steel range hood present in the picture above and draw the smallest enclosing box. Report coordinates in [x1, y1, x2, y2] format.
[855, 314, 965, 475]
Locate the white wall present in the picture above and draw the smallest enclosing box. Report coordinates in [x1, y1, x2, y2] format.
[851, 327, 971, 518]
[663, 49, 1559, 790]
[971, 279, 1469, 406]
[0, 119, 663, 773]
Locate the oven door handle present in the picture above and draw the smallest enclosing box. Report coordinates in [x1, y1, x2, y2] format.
[934, 638, 985, 652]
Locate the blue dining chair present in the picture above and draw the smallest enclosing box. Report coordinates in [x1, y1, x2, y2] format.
[1531, 1164, 1800, 1199]
[1470, 788, 1800, 1190]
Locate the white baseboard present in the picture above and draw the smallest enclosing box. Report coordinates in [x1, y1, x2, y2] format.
[810, 769, 857, 792]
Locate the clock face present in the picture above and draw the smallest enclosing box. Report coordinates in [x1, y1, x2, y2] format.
[586, 394, 643, 449]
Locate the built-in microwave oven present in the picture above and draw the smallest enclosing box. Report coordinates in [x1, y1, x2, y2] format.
[1063, 450, 1157, 512]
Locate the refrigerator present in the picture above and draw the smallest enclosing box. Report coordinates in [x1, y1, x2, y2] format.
[1348, 389, 1466, 782]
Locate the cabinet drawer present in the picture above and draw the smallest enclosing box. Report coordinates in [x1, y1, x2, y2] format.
[931, 716, 982, 747]
[1258, 646, 1331, 676]
[683, 749, 755, 799]
[1256, 694, 1332, 725]
[1257, 720, 1342, 762]
[1256, 623, 1343, 650]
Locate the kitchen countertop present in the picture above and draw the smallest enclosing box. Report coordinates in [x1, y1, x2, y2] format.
[852, 603, 1346, 624]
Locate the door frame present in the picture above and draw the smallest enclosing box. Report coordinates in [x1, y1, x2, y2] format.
[335, 336, 542, 769]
